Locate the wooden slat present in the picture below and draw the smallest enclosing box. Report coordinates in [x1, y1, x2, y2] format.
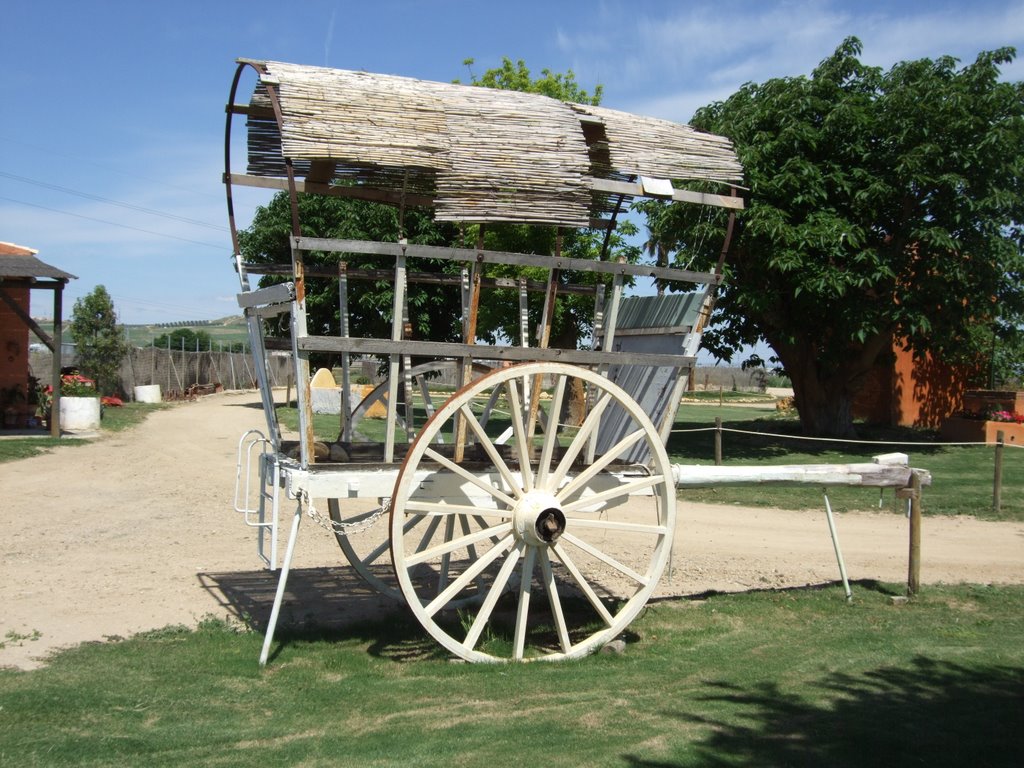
[293, 237, 723, 285]
[292, 336, 696, 368]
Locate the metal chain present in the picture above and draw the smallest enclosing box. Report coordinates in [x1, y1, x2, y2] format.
[300, 491, 389, 537]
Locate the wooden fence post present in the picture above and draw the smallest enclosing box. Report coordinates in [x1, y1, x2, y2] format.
[907, 470, 924, 596]
[714, 416, 723, 466]
[993, 430, 1004, 514]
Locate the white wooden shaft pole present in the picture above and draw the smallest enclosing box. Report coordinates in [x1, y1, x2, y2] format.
[823, 491, 852, 601]
[259, 499, 303, 666]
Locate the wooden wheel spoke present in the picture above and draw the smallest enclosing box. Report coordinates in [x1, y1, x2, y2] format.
[556, 428, 646, 502]
[414, 515, 443, 555]
[404, 500, 512, 519]
[407, 522, 513, 567]
[551, 541, 615, 626]
[549, 391, 614, 488]
[504, 377, 535, 492]
[423, 534, 515, 617]
[535, 375, 567, 488]
[460, 403, 524, 498]
[564, 517, 668, 536]
[437, 515, 457, 594]
[416, 376, 444, 443]
[361, 533, 396, 567]
[560, 474, 665, 514]
[464, 542, 524, 651]
[512, 546, 538, 660]
[539, 549, 572, 653]
[423, 446, 518, 508]
[559, 531, 650, 586]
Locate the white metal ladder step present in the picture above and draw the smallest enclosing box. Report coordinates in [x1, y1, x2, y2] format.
[233, 429, 283, 570]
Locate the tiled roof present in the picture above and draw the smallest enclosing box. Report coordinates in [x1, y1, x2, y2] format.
[0, 242, 76, 281]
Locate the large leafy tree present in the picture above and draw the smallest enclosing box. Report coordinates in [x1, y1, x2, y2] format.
[69, 285, 129, 396]
[642, 38, 1024, 436]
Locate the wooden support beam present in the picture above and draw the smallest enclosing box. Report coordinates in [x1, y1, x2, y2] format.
[0, 286, 55, 350]
[294, 335, 696, 368]
[293, 237, 722, 286]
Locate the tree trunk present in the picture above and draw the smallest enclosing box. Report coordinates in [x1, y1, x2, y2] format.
[793, 372, 857, 438]
[772, 339, 859, 438]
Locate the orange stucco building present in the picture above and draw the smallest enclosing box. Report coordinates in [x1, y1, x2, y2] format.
[853, 337, 975, 429]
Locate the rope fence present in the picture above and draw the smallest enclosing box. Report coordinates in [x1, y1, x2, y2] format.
[672, 417, 1021, 514]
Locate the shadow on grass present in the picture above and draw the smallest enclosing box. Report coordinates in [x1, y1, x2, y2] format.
[649, 578, 905, 607]
[201, 570, 908, 666]
[198, 565, 450, 663]
[623, 657, 1024, 767]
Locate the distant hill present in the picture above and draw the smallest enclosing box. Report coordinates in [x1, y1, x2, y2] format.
[124, 316, 248, 348]
[31, 316, 249, 349]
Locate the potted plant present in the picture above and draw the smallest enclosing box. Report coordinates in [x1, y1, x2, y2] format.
[941, 396, 1024, 445]
[58, 372, 102, 432]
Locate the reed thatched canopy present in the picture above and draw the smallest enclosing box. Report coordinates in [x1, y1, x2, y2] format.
[231, 59, 744, 227]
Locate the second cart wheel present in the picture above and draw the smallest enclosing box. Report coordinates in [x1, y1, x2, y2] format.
[327, 498, 400, 600]
[389, 362, 676, 662]
[329, 360, 495, 600]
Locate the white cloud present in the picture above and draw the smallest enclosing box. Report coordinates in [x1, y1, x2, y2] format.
[557, 0, 1023, 119]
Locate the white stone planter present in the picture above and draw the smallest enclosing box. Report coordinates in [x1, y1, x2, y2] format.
[134, 384, 162, 403]
[60, 396, 101, 432]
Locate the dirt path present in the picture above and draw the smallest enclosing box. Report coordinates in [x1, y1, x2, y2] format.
[1, 390, 1021, 670]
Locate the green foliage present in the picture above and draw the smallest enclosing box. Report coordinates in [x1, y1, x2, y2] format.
[1, 585, 1021, 766]
[642, 39, 1024, 436]
[459, 56, 602, 105]
[68, 286, 129, 396]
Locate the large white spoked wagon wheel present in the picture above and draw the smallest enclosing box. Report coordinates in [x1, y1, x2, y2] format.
[328, 360, 497, 599]
[389, 362, 676, 662]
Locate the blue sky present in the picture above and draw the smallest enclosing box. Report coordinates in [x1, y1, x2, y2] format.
[2, 0, 1021, 325]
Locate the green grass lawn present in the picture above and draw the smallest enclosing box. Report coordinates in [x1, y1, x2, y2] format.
[1, 583, 1020, 767]
[0, 402, 168, 464]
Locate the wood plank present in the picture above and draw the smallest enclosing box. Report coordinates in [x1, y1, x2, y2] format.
[672, 463, 933, 489]
[591, 178, 744, 210]
[293, 336, 696, 368]
[293, 237, 723, 286]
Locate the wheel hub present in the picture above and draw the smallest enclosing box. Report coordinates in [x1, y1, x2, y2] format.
[512, 491, 566, 546]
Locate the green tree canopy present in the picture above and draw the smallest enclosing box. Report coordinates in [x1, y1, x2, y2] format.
[641, 38, 1024, 436]
[69, 285, 129, 396]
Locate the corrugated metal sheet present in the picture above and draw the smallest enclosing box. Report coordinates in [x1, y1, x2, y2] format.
[615, 293, 704, 331]
[596, 292, 706, 463]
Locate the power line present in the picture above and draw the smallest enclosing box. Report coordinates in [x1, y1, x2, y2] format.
[0, 196, 227, 250]
[0, 170, 227, 232]
[0, 134, 225, 202]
